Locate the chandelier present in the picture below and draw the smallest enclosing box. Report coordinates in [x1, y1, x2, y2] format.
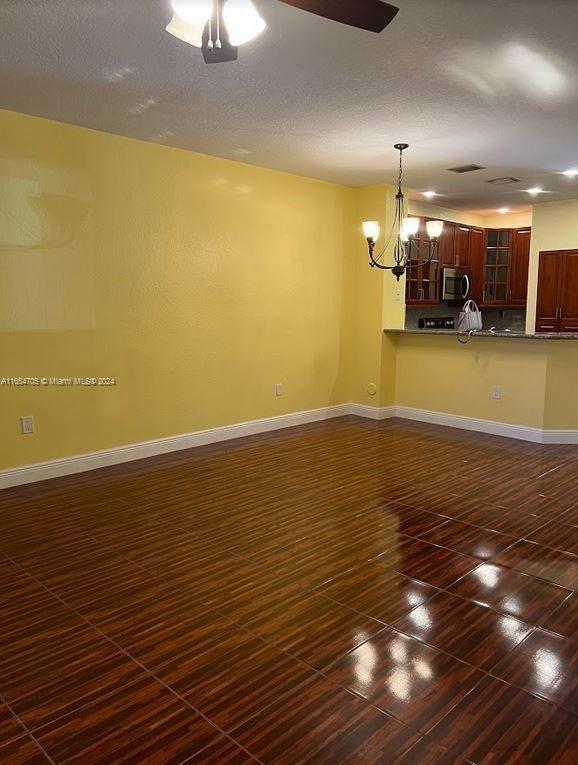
[362, 144, 443, 281]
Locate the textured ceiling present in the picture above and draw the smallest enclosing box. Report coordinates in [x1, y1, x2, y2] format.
[1, 0, 578, 213]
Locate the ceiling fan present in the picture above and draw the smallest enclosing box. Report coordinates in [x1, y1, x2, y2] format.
[166, 0, 399, 64]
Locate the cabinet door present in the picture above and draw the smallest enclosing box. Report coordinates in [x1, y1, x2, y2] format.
[510, 228, 531, 305]
[483, 229, 511, 304]
[455, 226, 471, 268]
[535, 251, 561, 332]
[469, 227, 485, 303]
[559, 250, 578, 332]
[406, 218, 439, 305]
[438, 221, 457, 267]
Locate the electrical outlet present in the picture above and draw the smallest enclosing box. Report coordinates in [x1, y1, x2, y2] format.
[491, 386, 502, 400]
[275, 383, 283, 397]
[20, 416, 35, 435]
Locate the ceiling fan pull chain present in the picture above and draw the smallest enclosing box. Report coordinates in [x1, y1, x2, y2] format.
[215, 0, 222, 48]
[207, 8, 214, 50]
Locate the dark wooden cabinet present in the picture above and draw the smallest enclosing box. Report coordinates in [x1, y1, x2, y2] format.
[469, 227, 485, 304]
[438, 221, 457, 267]
[482, 229, 512, 305]
[559, 250, 578, 331]
[455, 225, 472, 268]
[405, 217, 440, 305]
[404, 218, 531, 308]
[536, 250, 578, 333]
[510, 228, 531, 305]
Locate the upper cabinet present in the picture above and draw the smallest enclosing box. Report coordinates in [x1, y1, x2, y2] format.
[481, 227, 531, 307]
[469, 227, 485, 304]
[510, 228, 532, 305]
[482, 229, 511, 304]
[438, 221, 457, 267]
[455, 225, 472, 268]
[536, 250, 578, 333]
[406, 217, 439, 305]
[405, 218, 531, 308]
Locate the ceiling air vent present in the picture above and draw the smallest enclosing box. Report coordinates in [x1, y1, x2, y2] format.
[448, 164, 486, 174]
[486, 177, 521, 185]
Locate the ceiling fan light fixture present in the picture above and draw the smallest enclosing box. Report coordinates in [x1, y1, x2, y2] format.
[224, 0, 266, 46]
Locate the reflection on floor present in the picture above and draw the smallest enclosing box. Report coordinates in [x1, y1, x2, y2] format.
[0, 416, 577, 763]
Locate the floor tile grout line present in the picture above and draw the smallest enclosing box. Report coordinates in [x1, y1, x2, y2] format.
[4, 507, 571, 686]
[2, 505, 572, 660]
[3, 555, 267, 765]
[0, 691, 56, 764]
[7, 552, 440, 761]
[102, 540, 578, 728]
[2, 425, 577, 758]
[5, 540, 469, 754]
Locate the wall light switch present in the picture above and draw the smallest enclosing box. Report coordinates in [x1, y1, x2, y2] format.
[491, 386, 502, 400]
[20, 416, 35, 434]
[275, 384, 283, 397]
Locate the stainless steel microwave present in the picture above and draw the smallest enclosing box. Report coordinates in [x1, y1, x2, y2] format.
[442, 268, 471, 302]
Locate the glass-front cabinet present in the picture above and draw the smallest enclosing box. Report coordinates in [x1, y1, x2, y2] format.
[405, 218, 439, 305]
[483, 229, 512, 304]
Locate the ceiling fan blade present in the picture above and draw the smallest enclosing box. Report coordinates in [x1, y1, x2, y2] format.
[278, 0, 399, 33]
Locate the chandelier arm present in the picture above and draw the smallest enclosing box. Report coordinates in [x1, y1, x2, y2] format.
[364, 142, 441, 281]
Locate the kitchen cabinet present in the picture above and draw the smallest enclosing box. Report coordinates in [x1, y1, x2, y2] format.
[536, 250, 578, 332]
[454, 225, 472, 268]
[406, 217, 439, 305]
[404, 217, 531, 308]
[469, 227, 485, 304]
[438, 221, 457, 267]
[482, 229, 512, 304]
[510, 228, 531, 305]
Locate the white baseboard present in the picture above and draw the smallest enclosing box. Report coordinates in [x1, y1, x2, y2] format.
[541, 429, 578, 445]
[393, 406, 578, 445]
[2, 403, 577, 489]
[349, 404, 396, 421]
[0, 404, 351, 490]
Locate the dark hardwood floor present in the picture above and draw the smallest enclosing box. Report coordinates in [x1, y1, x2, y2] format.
[1, 416, 577, 764]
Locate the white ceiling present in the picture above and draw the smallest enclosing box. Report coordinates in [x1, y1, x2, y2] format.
[1, 0, 578, 213]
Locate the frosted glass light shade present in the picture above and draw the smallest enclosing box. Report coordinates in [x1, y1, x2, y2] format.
[362, 221, 381, 242]
[171, 0, 214, 25]
[426, 219, 444, 239]
[224, 0, 266, 45]
[402, 217, 420, 238]
[166, 13, 207, 48]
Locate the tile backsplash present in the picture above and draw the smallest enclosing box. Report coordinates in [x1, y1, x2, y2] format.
[405, 303, 526, 331]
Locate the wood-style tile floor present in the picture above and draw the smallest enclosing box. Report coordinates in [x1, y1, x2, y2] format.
[1, 416, 577, 764]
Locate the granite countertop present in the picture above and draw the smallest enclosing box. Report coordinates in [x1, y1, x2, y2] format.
[384, 329, 578, 340]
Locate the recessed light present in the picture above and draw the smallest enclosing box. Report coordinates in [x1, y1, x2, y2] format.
[422, 191, 438, 199]
[497, 207, 510, 214]
[563, 168, 578, 178]
[526, 187, 544, 196]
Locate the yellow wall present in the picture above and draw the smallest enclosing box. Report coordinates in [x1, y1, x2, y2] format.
[338, 184, 402, 408]
[2, 109, 578, 473]
[527, 198, 578, 333]
[408, 201, 484, 227]
[0, 109, 355, 470]
[482, 212, 532, 229]
[393, 335, 549, 429]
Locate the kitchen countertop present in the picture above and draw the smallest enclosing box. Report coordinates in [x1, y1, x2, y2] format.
[384, 329, 578, 340]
